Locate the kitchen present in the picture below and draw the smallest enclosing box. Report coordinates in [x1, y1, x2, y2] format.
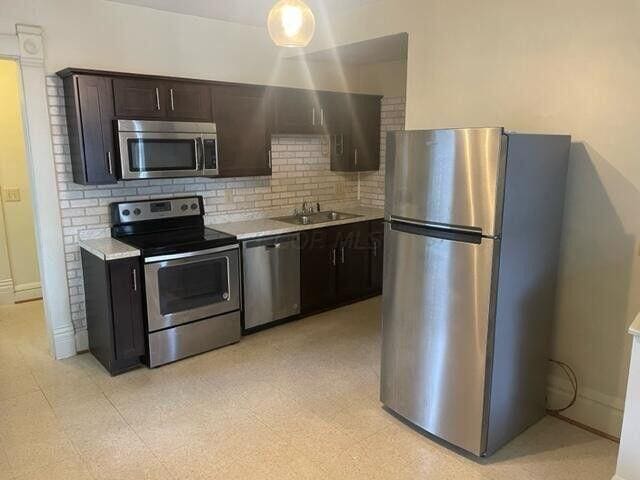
[0, 0, 637, 479]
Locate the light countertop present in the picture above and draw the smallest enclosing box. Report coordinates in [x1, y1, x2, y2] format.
[79, 238, 140, 261]
[631, 313, 640, 337]
[77, 206, 384, 259]
[211, 206, 384, 240]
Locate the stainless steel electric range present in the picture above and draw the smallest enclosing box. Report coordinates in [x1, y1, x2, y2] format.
[111, 196, 240, 367]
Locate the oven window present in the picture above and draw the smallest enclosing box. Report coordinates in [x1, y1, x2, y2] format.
[128, 139, 196, 172]
[157, 257, 228, 315]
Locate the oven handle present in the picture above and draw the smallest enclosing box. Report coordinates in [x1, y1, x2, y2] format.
[144, 244, 239, 263]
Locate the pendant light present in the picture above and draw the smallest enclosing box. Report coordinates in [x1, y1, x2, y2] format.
[268, 0, 316, 47]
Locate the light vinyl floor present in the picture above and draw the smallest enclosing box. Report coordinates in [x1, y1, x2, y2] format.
[0, 298, 618, 479]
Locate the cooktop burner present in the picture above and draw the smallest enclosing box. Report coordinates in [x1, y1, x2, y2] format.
[118, 227, 237, 258]
[110, 196, 237, 259]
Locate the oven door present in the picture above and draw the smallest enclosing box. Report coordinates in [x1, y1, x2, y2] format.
[119, 131, 202, 179]
[144, 245, 240, 332]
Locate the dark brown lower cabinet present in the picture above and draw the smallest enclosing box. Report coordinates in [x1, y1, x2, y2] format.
[300, 226, 338, 313]
[300, 220, 382, 315]
[369, 220, 384, 293]
[81, 250, 145, 375]
[335, 222, 371, 303]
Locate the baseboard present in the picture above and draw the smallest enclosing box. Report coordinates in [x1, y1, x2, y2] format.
[611, 475, 627, 480]
[547, 374, 624, 438]
[52, 323, 77, 359]
[0, 278, 14, 305]
[13, 282, 42, 302]
[75, 327, 88, 352]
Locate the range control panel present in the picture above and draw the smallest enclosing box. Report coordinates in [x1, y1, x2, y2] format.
[112, 196, 203, 223]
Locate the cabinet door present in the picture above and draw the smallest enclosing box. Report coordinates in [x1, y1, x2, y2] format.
[109, 258, 145, 361]
[166, 82, 212, 121]
[369, 220, 384, 293]
[351, 95, 381, 171]
[273, 88, 324, 135]
[213, 85, 272, 177]
[336, 222, 371, 302]
[300, 227, 338, 313]
[113, 77, 165, 118]
[75, 75, 117, 184]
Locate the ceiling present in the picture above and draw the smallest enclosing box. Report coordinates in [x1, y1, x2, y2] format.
[107, 0, 381, 27]
[286, 33, 408, 65]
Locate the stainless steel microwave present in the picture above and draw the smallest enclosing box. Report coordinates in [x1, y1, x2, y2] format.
[116, 120, 218, 179]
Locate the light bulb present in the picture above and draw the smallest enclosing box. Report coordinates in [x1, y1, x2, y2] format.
[281, 5, 303, 37]
[268, 0, 315, 48]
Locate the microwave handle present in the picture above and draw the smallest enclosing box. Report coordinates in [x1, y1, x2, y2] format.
[194, 138, 201, 171]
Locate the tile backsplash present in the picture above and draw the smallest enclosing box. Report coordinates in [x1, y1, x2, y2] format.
[359, 96, 406, 209]
[46, 75, 404, 336]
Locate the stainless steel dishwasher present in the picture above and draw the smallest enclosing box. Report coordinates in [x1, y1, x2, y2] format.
[242, 233, 301, 330]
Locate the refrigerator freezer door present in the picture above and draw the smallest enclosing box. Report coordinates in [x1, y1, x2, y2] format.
[380, 221, 498, 456]
[385, 128, 505, 237]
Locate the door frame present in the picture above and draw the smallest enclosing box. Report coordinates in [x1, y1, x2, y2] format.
[0, 25, 75, 359]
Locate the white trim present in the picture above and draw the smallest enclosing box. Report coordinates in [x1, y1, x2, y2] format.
[547, 374, 624, 438]
[612, 475, 627, 480]
[0, 25, 76, 359]
[13, 282, 42, 302]
[75, 327, 89, 352]
[0, 278, 14, 304]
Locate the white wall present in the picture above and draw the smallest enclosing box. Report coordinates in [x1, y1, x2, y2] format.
[0, 0, 360, 91]
[318, 0, 640, 436]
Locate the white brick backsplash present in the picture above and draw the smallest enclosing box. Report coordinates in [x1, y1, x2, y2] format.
[359, 96, 406, 210]
[47, 76, 408, 333]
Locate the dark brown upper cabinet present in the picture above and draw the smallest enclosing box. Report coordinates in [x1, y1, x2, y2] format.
[63, 74, 117, 185]
[331, 94, 382, 172]
[113, 77, 166, 118]
[113, 78, 213, 121]
[213, 85, 272, 177]
[272, 88, 326, 135]
[58, 68, 382, 185]
[165, 81, 212, 121]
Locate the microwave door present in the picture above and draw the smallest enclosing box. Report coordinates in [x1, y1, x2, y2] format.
[119, 132, 201, 179]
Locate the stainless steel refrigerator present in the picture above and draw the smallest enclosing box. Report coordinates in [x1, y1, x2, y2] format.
[381, 127, 570, 456]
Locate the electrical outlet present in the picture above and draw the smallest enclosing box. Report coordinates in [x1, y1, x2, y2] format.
[2, 188, 20, 202]
[224, 189, 233, 202]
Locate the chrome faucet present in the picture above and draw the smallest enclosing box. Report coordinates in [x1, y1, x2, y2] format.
[296, 201, 320, 216]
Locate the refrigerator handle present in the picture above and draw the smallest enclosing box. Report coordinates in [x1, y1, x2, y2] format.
[389, 219, 483, 245]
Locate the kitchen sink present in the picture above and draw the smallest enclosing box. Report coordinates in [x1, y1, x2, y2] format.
[271, 211, 362, 226]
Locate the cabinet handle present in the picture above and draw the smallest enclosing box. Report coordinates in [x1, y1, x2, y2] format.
[320, 108, 325, 126]
[372, 240, 378, 257]
[331, 248, 336, 266]
[155, 87, 160, 110]
[267, 149, 272, 169]
[341, 245, 345, 264]
[106, 151, 113, 175]
[354, 148, 359, 168]
[169, 88, 175, 111]
[132, 268, 137, 291]
[312, 107, 316, 126]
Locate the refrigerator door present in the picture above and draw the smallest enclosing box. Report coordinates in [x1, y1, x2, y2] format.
[385, 128, 505, 237]
[380, 220, 498, 456]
